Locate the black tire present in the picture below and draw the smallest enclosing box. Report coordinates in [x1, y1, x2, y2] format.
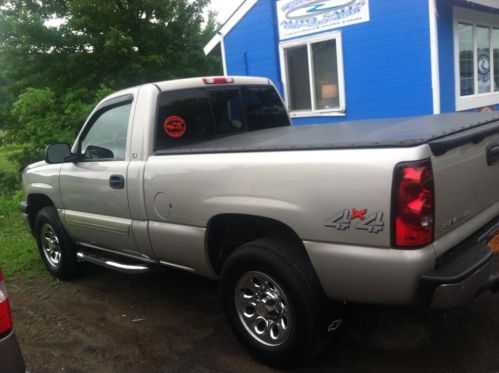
[220, 237, 341, 368]
[35, 206, 79, 280]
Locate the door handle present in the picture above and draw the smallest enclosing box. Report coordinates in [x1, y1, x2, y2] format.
[487, 145, 499, 166]
[109, 175, 125, 189]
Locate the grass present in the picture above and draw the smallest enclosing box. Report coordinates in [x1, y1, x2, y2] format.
[0, 141, 44, 279]
[0, 193, 44, 279]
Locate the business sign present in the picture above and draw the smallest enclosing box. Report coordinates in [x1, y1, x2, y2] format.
[477, 49, 491, 93]
[277, 0, 370, 40]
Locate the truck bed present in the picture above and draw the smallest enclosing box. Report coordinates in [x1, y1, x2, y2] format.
[156, 112, 499, 156]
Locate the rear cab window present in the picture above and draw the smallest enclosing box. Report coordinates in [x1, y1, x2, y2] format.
[154, 85, 289, 152]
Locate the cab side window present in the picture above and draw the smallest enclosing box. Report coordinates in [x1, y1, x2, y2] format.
[80, 103, 132, 161]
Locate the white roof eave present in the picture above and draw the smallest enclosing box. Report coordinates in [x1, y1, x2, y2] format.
[203, 0, 259, 55]
[204, 34, 222, 55]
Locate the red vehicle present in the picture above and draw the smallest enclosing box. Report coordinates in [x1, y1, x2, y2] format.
[0, 270, 25, 372]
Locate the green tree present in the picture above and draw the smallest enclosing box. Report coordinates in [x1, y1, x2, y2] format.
[0, 0, 221, 168]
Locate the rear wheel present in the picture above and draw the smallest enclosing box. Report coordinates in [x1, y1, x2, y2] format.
[220, 238, 341, 368]
[35, 206, 78, 280]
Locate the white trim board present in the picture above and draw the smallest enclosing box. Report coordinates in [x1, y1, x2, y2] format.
[204, 34, 222, 57]
[203, 0, 258, 56]
[220, 38, 228, 75]
[429, 0, 441, 114]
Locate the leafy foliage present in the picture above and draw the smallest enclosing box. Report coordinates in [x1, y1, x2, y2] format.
[0, 0, 221, 173]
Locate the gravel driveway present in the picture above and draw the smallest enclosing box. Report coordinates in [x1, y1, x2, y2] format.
[8, 264, 499, 372]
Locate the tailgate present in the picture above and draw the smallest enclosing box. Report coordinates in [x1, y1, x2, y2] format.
[430, 120, 499, 244]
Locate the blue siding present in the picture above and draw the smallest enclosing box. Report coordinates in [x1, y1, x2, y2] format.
[325, 0, 432, 124]
[223, 0, 434, 125]
[224, 0, 282, 92]
[438, 0, 499, 113]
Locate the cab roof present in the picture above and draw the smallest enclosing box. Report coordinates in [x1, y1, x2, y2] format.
[153, 76, 272, 92]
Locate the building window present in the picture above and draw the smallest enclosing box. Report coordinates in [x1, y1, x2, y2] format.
[280, 32, 345, 116]
[458, 23, 474, 96]
[457, 22, 499, 97]
[454, 7, 499, 111]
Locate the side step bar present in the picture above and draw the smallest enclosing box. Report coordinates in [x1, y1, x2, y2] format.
[77, 251, 152, 274]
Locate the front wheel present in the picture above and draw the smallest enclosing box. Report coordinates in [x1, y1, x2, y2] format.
[220, 238, 341, 368]
[35, 206, 79, 280]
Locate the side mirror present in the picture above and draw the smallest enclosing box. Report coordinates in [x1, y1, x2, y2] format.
[44, 143, 73, 164]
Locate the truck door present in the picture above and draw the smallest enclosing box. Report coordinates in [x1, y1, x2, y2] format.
[59, 94, 138, 255]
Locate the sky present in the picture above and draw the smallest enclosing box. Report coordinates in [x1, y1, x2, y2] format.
[209, 0, 245, 24]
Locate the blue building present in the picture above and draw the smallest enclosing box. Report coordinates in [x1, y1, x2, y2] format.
[204, 0, 499, 125]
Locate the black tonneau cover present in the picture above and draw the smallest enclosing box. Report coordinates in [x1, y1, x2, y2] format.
[156, 112, 499, 156]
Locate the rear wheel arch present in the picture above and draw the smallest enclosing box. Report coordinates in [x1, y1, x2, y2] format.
[205, 213, 314, 275]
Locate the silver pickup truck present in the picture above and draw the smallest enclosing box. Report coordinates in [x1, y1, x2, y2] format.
[21, 76, 499, 367]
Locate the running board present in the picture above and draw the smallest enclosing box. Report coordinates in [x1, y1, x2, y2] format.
[77, 251, 152, 274]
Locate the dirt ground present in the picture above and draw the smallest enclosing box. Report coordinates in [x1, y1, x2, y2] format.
[7, 264, 499, 373]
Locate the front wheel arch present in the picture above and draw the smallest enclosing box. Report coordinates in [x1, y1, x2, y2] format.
[26, 194, 56, 235]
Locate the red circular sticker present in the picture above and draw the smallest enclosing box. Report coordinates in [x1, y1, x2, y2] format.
[163, 115, 186, 138]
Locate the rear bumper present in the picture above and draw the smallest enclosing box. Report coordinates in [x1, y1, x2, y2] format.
[417, 217, 499, 308]
[0, 329, 25, 373]
[418, 245, 493, 308]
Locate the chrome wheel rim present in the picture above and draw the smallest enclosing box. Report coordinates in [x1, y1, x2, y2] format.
[235, 271, 292, 347]
[41, 224, 61, 267]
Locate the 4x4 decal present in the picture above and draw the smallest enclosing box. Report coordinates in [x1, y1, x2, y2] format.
[325, 209, 385, 233]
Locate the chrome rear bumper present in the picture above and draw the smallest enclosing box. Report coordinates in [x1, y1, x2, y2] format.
[418, 216, 499, 308]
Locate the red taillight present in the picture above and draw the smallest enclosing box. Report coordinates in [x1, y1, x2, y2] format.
[0, 271, 13, 336]
[202, 77, 235, 85]
[393, 159, 434, 248]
